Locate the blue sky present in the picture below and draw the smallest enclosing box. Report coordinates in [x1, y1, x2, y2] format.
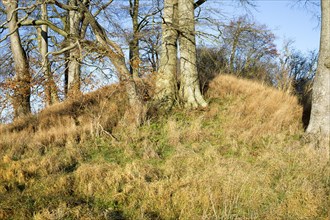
[207, 0, 321, 53]
[252, 0, 320, 53]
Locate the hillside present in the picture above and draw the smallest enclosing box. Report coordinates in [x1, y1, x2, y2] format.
[0, 75, 329, 219]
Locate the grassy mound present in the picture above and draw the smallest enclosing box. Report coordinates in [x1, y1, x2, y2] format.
[0, 75, 329, 219]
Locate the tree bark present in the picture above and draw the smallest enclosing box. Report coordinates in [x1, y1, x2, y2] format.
[66, 0, 82, 97]
[129, 0, 140, 79]
[40, 3, 59, 105]
[154, 0, 178, 109]
[2, 0, 31, 118]
[306, 0, 330, 156]
[178, 0, 207, 108]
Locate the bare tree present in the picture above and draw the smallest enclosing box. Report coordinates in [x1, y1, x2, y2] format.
[178, 0, 207, 107]
[155, 0, 208, 109]
[2, 0, 31, 118]
[65, 0, 84, 97]
[78, 1, 145, 124]
[306, 0, 330, 157]
[1, 0, 145, 123]
[154, 0, 178, 109]
[39, 2, 59, 105]
[128, 0, 161, 78]
[129, 0, 140, 78]
[140, 24, 161, 73]
[221, 16, 277, 76]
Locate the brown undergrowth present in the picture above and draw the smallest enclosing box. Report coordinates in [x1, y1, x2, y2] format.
[0, 75, 329, 219]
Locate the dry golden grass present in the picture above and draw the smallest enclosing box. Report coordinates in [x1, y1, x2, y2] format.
[0, 83, 127, 156]
[0, 74, 329, 219]
[206, 74, 303, 143]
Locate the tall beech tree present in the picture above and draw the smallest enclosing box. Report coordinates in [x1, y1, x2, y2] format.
[80, 2, 145, 124]
[129, 0, 140, 78]
[2, 0, 31, 118]
[62, 0, 85, 97]
[39, 2, 59, 105]
[178, 0, 207, 107]
[155, 0, 207, 109]
[155, 0, 178, 109]
[2, 0, 145, 124]
[127, 0, 161, 78]
[45, 0, 145, 124]
[306, 0, 330, 155]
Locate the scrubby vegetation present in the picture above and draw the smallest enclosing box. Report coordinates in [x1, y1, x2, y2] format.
[0, 75, 329, 219]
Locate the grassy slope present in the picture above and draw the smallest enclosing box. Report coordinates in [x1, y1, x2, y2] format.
[0, 75, 329, 219]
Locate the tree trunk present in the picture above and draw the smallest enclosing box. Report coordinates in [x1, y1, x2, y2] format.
[82, 5, 145, 125]
[64, 51, 69, 96]
[154, 0, 178, 109]
[2, 0, 31, 118]
[306, 0, 330, 157]
[112, 55, 145, 125]
[129, 0, 140, 79]
[178, 0, 207, 108]
[40, 3, 59, 105]
[66, 0, 82, 97]
[229, 31, 240, 74]
[67, 46, 81, 97]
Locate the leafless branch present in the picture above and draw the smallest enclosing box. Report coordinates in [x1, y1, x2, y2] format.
[194, 0, 207, 9]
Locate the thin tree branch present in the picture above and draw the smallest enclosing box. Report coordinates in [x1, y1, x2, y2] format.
[194, 0, 207, 9]
[93, 0, 114, 17]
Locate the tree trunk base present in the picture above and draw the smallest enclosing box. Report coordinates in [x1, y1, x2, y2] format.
[304, 132, 330, 161]
[180, 85, 208, 109]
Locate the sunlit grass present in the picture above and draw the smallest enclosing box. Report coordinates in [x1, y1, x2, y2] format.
[0, 75, 329, 219]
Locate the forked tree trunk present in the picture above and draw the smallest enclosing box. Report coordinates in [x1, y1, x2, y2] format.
[2, 0, 31, 118]
[306, 0, 330, 157]
[154, 0, 178, 109]
[178, 0, 207, 108]
[40, 3, 59, 105]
